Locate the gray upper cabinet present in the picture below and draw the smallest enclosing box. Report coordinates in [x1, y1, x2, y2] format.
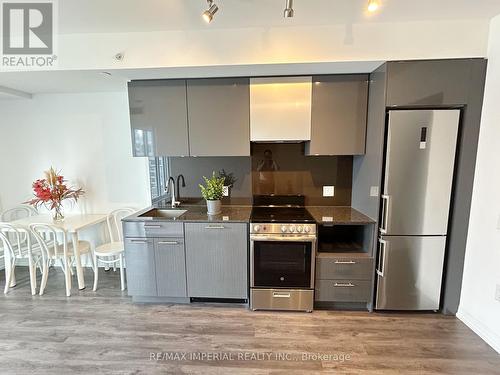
[128, 80, 189, 157]
[124, 238, 157, 296]
[186, 78, 250, 156]
[386, 60, 473, 106]
[185, 223, 248, 299]
[306, 75, 368, 155]
[154, 238, 187, 298]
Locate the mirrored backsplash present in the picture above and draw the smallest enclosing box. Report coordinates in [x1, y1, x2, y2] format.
[164, 143, 353, 206]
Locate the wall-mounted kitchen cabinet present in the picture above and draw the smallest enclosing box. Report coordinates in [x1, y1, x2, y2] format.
[386, 60, 472, 107]
[305, 75, 368, 156]
[250, 76, 312, 142]
[186, 78, 250, 156]
[128, 80, 190, 157]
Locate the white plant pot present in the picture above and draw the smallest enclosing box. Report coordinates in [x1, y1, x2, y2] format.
[206, 199, 222, 215]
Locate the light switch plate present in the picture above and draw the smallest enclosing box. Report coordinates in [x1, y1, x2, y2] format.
[222, 186, 229, 197]
[322, 216, 334, 222]
[496, 285, 500, 302]
[370, 186, 379, 197]
[323, 186, 335, 197]
[497, 214, 500, 230]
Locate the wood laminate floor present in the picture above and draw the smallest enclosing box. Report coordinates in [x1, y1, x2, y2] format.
[0, 267, 499, 374]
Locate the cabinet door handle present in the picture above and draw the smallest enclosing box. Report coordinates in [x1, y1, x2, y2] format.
[205, 225, 225, 229]
[157, 241, 180, 245]
[334, 260, 356, 264]
[334, 282, 355, 287]
[144, 225, 162, 229]
[130, 239, 148, 244]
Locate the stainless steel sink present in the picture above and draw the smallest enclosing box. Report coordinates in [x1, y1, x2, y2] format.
[139, 209, 187, 219]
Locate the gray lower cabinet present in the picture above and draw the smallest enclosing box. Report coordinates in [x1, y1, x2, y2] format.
[128, 80, 189, 157]
[315, 256, 374, 304]
[155, 238, 187, 297]
[186, 78, 250, 156]
[315, 280, 372, 302]
[124, 238, 157, 296]
[185, 223, 248, 299]
[306, 74, 368, 156]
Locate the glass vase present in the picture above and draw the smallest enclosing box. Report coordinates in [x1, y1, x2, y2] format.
[52, 204, 64, 222]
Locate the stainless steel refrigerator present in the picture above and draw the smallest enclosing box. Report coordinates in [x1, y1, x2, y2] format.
[375, 109, 460, 310]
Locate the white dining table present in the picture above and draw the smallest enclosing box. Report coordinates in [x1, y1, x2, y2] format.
[10, 213, 107, 290]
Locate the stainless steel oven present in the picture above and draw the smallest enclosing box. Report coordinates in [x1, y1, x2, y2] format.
[250, 223, 316, 312]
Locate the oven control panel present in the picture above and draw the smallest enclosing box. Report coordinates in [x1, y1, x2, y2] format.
[251, 223, 316, 235]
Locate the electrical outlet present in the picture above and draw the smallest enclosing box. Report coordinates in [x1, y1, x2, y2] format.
[496, 285, 500, 302]
[370, 186, 379, 197]
[323, 186, 335, 197]
[222, 186, 229, 197]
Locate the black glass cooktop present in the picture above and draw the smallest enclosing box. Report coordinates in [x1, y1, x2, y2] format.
[250, 195, 315, 223]
[250, 207, 315, 223]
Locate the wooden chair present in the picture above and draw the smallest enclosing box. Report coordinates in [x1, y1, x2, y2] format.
[93, 208, 134, 291]
[29, 223, 93, 297]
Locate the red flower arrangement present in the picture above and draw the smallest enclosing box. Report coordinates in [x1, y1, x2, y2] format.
[25, 167, 85, 221]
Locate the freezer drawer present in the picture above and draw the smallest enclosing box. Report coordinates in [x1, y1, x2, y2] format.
[376, 236, 446, 310]
[381, 110, 459, 236]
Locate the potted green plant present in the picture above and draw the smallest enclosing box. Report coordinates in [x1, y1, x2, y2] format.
[199, 172, 225, 215]
[218, 169, 237, 197]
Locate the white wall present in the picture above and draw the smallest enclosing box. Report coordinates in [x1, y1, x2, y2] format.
[457, 14, 500, 354]
[0, 92, 150, 212]
[0, 92, 150, 268]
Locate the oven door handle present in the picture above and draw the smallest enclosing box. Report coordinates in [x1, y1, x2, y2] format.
[250, 235, 316, 242]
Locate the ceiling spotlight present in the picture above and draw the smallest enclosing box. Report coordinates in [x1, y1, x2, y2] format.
[367, 0, 380, 13]
[202, 0, 219, 23]
[284, 0, 294, 18]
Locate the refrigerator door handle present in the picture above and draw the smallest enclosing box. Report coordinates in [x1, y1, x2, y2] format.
[380, 195, 390, 234]
[376, 239, 387, 277]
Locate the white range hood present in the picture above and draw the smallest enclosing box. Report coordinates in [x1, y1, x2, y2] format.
[250, 76, 312, 142]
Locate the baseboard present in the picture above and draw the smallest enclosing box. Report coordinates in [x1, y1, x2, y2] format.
[457, 309, 500, 354]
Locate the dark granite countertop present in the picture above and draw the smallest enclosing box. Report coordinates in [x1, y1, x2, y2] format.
[123, 204, 252, 223]
[124, 200, 374, 225]
[306, 206, 375, 225]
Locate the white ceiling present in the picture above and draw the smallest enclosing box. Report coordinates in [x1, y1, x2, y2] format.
[58, 0, 500, 34]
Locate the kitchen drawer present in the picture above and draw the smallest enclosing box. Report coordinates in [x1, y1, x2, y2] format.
[123, 221, 184, 238]
[315, 279, 371, 302]
[316, 257, 373, 280]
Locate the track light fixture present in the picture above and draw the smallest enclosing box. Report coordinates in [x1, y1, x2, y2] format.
[367, 0, 380, 13]
[202, 0, 219, 23]
[284, 0, 294, 18]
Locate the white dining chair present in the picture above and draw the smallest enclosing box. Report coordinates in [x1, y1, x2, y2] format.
[93, 208, 134, 291]
[0, 205, 37, 222]
[30, 223, 93, 297]
[0, 223, 43, 295]
[0, 205, 37, 281]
